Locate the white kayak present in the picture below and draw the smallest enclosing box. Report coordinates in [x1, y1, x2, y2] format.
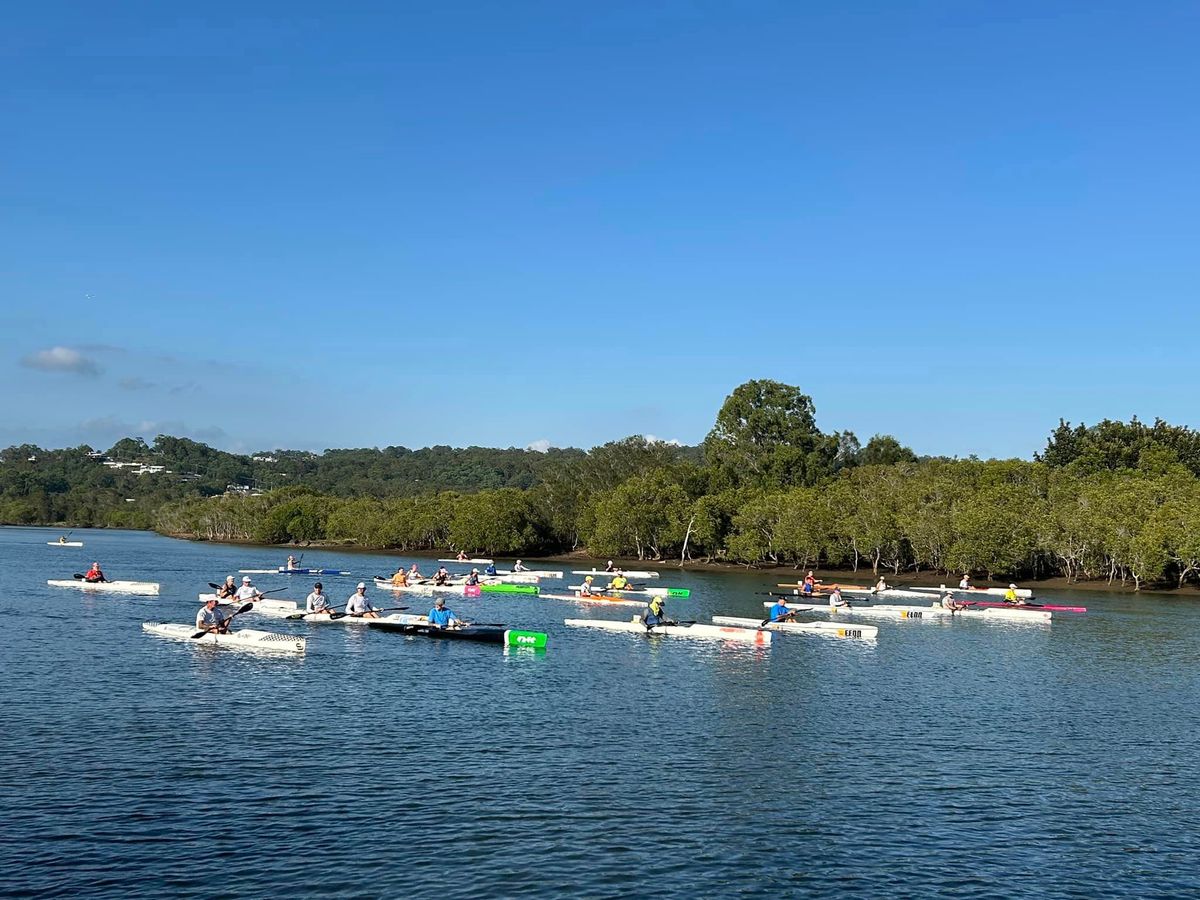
[494, 569, 563, 578]
[438, 558, 493, 565]
[565, 617, 771, 644]
[713, 615, 879, 640]
[142, 622, 306, 654]
[567, 584, 677, 597]
[765, 601, 1052, 623]
[47, 541, 84, 547]
[199, 595, 301, 619]
[911, 585, 1034, 599]
[302, 612, 427, 625]
[48, 579, 160, 596]
[540, 592, 642, 608]
[571, 569, 660, 579]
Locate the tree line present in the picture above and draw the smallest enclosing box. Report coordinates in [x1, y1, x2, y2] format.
[6, 380, 1200, 589]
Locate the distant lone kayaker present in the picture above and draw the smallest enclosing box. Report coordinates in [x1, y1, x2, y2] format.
[390, 567, 409, 587]
[84, 562, 106, 583]
[235, 576, 262, 603]
[306, 582, 334, 616]
[345, 582, 379, 618]
[641, 596, 672, 628]
[513, 560, 529, 572]
[1003, 584, 1025, 605]
[959, 574, 972, 590]
[940, 590, 969, 612]
[216, 576, 238, 599]
[57, 536, 68, 544]
[196, 596, 228, 633]
[427, 597, 462, 629]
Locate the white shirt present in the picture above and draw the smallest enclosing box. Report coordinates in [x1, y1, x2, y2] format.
[196, 605, 226, 628]
[306, 591, 331, 613]
[513, 562, 528, 572]
[235, 585, 261, 602]
[959, 577, 971, 589]
[828, 589, 846, 608]
[346, 591, 374, 615]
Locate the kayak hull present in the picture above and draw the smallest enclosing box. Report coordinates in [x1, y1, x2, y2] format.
[712, 615, 878, 640]
[564, 618, 770, 644]
[367, 621, 547, 648]
[142, 622, 306, 654]
[49, 579, 159, 596]
[540, 592, 642, 608]
[765, 601, 1052, 623]
[47, 541, 84, 547]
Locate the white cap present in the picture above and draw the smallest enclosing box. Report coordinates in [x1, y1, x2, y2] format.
[357, 582, 366, 589]
[1009, 583, 1017, 589]
[242, 576, 251, 582]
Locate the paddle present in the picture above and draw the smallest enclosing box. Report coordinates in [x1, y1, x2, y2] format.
[191, 602, 253, 639]
[73, 572, 108, 583]
[329, 605, 409, 621]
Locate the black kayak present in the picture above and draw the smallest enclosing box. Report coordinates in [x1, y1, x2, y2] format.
[367, 621, 548, 649]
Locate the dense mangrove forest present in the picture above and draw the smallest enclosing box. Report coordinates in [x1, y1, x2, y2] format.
[6, 380, 1200, 589]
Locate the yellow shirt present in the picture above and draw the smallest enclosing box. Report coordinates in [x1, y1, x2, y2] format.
[392, 572, 408, 586]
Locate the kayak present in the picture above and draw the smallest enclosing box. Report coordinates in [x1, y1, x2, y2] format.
[540, 592, 642, 608]
[951, 599, 1086, 613]
[438, 558, 493, 565]
[571, 569, 660, 579]
[495, 569, 563, 578]
[238, 568, 351, 576]
[199, 595, 301, 619]
[47, 541, 84, 547]
[565, 617, 770, 644]
[911, 585, 1035, 599]
[142, 622, 305, 654]
[765, 601, 1052, 623]
[568, 584, 689, 598]
[48, 579, 160, 596]
[712, 615, 878, 640]
[480, 583, 538, 595]
[371, 579, 533, 596]
[303, 612, 426, 625]
[367, 620, 548, 648]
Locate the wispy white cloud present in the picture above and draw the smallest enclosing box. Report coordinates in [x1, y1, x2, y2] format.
[20, 346, 101, 376]
[644, 435, 682, 446]
[526, 439, 553, 452]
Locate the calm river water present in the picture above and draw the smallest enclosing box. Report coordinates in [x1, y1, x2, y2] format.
[1, 526, 1198, 897]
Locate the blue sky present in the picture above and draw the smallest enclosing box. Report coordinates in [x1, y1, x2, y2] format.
[3, 1, 1197, 459]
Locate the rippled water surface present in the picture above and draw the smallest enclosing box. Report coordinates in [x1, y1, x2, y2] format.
[2, 526, 1199, 897]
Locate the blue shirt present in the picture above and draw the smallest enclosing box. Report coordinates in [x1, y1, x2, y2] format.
[769, 601, 791, 621]
[428, 607, 455, 627]
[484, 565, 497, 575]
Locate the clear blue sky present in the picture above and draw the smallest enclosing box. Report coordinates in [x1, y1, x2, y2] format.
[3, 1, 1197, 459]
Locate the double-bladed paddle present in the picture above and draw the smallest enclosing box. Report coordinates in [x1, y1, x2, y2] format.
[191, 602, 253, 639]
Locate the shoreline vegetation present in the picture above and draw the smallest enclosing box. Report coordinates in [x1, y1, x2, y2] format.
[10, 380, 1200, 594]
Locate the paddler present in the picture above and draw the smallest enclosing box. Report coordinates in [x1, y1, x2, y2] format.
[84, 561, 106, 583]
[345, 582, 380, 618]
[216, 576, 238, 600]
[873, 576, 888, 593]
[1003, 583, 1026, 605]
[286, 554, 299, 570]
[390, 566, 409, 587]
[57, 535, 68, 545]
[235, 576, 263, 603]
[484, 562, 498, 576]
[767, 597, 794, 622]
[604, 560, 616, 572]
[513, 560, 529, 572]
[455, 551, 469, 561]
[465, 568, 481, 586]
[828, 585, 848, 608]
[801, 570, 816, 596]
[306, 582, 335, 616]
[940, 590, 969, 612]
[607, 573, 630, 592]
[579, 575, 596, 597]
[959, 574, 972, 590]
[640, 596, 673, 628]
[433, 566, 451, 586]
[408, 563, 424, 581]
[427, 596, 462, 629]
[196, 595, 229, 633]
